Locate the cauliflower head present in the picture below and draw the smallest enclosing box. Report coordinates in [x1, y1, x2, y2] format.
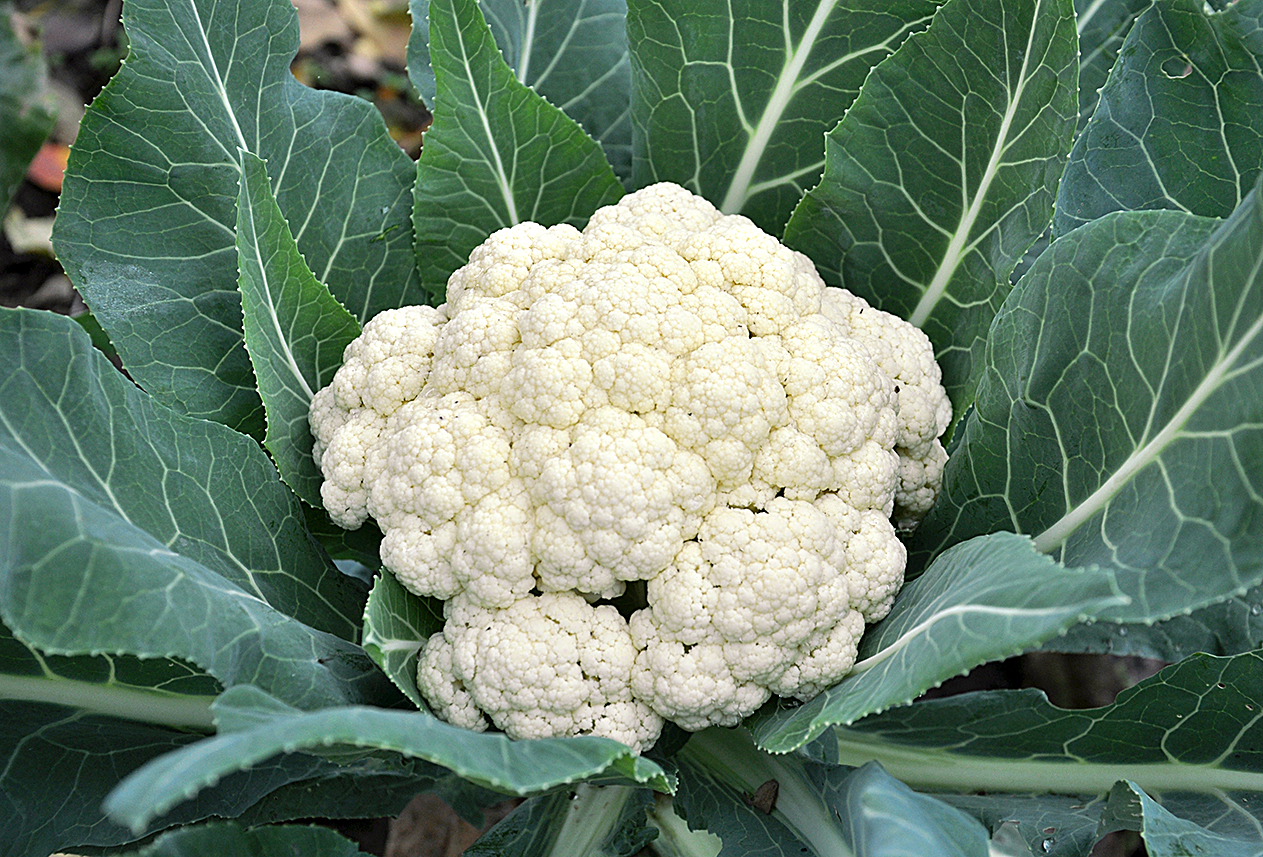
[311, 183, 951, 752]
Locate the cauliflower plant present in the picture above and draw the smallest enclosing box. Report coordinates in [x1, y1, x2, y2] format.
[311, 183, 951, 752]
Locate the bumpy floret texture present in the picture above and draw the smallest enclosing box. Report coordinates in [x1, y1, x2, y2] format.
[311, 183, 951, 752]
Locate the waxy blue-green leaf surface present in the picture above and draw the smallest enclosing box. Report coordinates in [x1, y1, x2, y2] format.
[749, 533, 1124, 753]
[910, 181, 1263, 634]
[0, 620, 396, 857]
[1074, 0, 1151, 132]
[0, 7, 54, 210]
[627, 0, 938, 234]
[409, 0, 632, 182]
[784, 0, 1079, 412]
[412, 0, 623, 301]
[105, 684, 671, 833]
[52, 0, 421, 437]
[1056, 0, 1263, 233]
[800, 652, 1263, 855]
[0, 622, 207, 857]
[236, 151, 362, 508]
[0, 308, 389, 711]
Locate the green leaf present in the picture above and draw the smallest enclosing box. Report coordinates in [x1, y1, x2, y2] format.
[1056, 0, 1263, 233]
[412, 0, 624, 301]
[830, 764, 990, 856]
[0, 5, 54, 210]
[105, 684, 672, 834]
[0, 622, 206, 857]
[409, 0, 633, 183]
[361, 572, 445, 708]
[802, 652, 1263, 854]
[942, 794, 1103, 857]
[783, 0, 1079, 413]
[1102, 782, 1263, 857]
[464, 785, 656, 857]
[816, 653, 1263, 797]
[0, 308, 387, 709]
[1051, 585, 1263, 662]
[0, 622, 217, 731]
[0, 619, 376, 856]
[749, 532, 1125, 753]
[1, 701, 208, 856]
[114, 820, 373, 857]
[52, 0, 422, 437]
[627, 0, 938, 234]
[236, 151, 362, 508]
[1074, 0, 1151, 132]
[674, 728, 989, 857]
[910, 179, 1263, 632]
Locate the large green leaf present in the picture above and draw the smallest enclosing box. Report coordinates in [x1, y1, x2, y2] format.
[1, 701, 262, 857]
[749, 532, 1124, 753]
[236, 151, 362, 508]
[0, 6, 54, 210]
[627, 0, 938, 234]
[52, 0, 421, 437]
[0, 622, 217, 731]
[910, 181, 1263, 633]
[814, 653, 1263, 796]
[0, 621, 437, 856]
[802, 652, 1263, 855]
[1056, 0, 1263, 233]
[105, 684, 671, 834]
[0, 308, 388, 709]
[1050, 585, 1263, 662]
[1074, 0, 1151, 132]
[410, 0, 632, 182]
[0, 622, 205, 857]
[674, 727, 990, 857]
[783, 0, 1079, 412]
[412, 0, 624, 301]
[0, 620, 377, 857]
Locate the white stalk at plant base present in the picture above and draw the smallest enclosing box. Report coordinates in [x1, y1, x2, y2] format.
[645, 794, 722, 857]
[681, 728, 856, 857]
[545, 782, 644, 856]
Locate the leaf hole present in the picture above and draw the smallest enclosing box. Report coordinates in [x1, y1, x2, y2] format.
[1161, 56, 1194, 79]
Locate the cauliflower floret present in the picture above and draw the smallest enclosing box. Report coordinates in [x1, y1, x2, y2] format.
[633, 498, 858, 728]
[430, 592, 663, 753]
[310, 183, 952, 752]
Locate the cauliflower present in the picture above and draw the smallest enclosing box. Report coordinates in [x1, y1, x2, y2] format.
[311, 183, 951, 752]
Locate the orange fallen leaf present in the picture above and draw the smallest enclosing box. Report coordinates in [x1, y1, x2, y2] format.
[26, 142, 69, 193]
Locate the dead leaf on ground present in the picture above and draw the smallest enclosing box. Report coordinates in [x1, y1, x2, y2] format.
[292, 0, 355, 49]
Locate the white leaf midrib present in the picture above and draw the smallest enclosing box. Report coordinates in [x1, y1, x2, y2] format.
[452, 0, 520, 225]
[242, 185, 316, 402]
[719, 0, 838, 214]
[909, 0, 1049, 327]
[1032, 245, 1263, 553]
[831, 728, 1263, 796]
[187, 0, 249, 156]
